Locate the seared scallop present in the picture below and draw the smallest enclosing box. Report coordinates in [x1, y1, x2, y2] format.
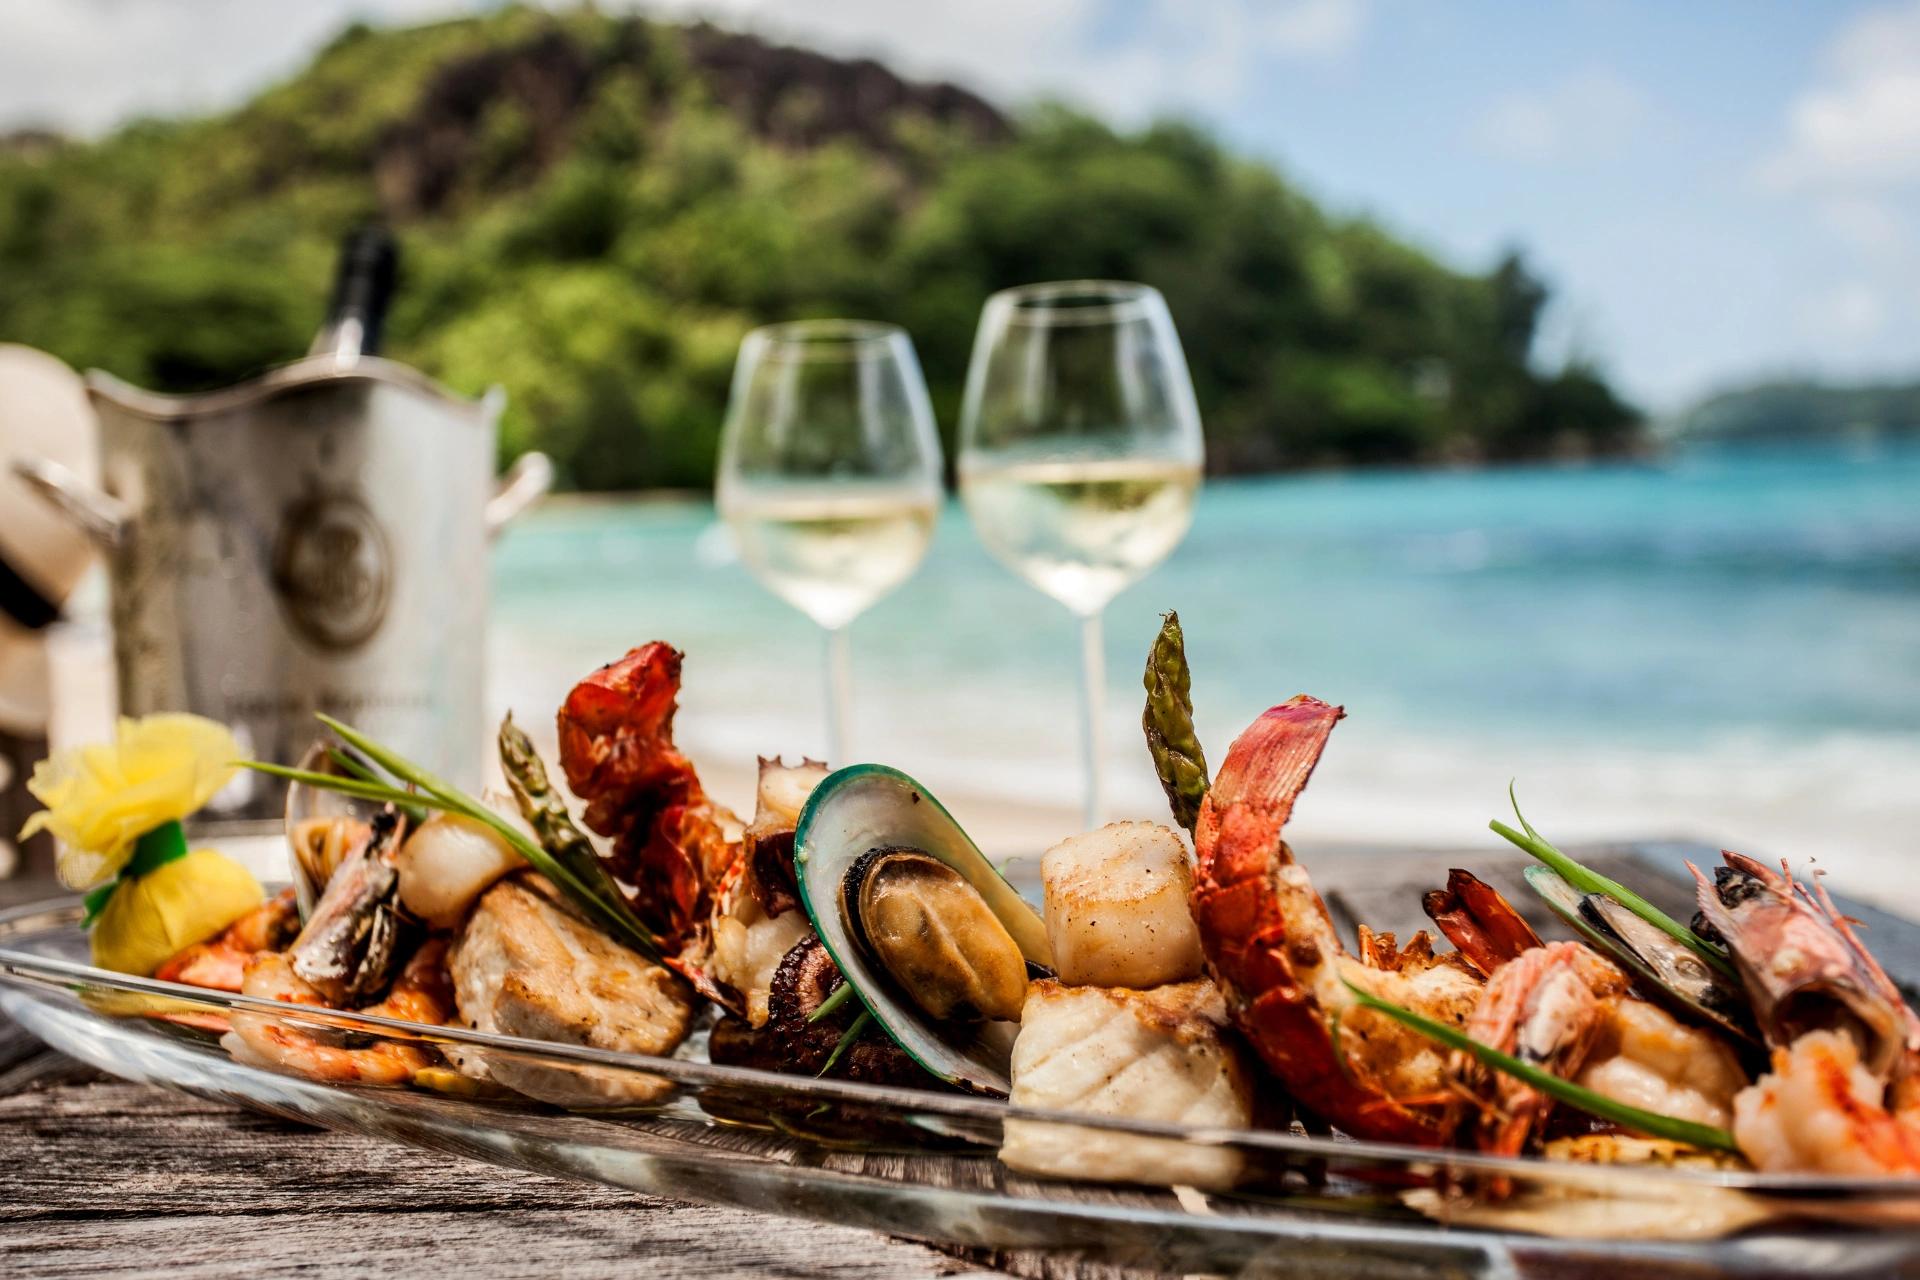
[450, 873, 693, 1106]
[1040, 822, 1203, 989]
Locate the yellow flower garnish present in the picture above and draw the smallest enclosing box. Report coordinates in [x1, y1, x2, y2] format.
[20, 714, 240, 890]
[91, 848, 263, 976]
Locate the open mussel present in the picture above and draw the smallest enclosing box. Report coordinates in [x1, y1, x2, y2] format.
[794, 765, 1051, 1095]
[1523, 865, 1757, 1046]
[284, 739, 383, 922]
[845, 847, 1029, 1023]
[288, 804, 413, 1005]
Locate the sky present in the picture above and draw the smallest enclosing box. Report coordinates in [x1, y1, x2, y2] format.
[4, 1, 1919, 412]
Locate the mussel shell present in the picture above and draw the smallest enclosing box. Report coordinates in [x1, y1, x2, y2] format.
[845, 847, 1029, 1024]
[284, 738, 384, 923]
[794, 764, 1050, 1095]
[1523, 866, 1758, 1046]
[289, 806, 411, 1005]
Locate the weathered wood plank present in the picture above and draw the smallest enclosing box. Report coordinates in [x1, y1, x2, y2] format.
[0, 1079, 1002, 1278]
[4, 1209, 1003, 1280]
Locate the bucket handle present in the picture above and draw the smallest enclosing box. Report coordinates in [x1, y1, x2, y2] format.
[486, 452, 553, 539]
[11, 457, 130, 549]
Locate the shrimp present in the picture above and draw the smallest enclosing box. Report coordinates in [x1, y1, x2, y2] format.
[225, 939, 453, 1087]
[1733, 1030, 1920, 1174]
[1695, 851, 1920, 1173]
[154, 889, 300, 992]
[1453, 921, 1745, 1156]
[1423, 868, 1543, 976]
[1459, 942, 1627, 1155]
[1575, 997, 1746, 1131]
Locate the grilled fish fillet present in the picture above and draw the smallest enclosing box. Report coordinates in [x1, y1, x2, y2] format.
[1040, 821, 1203, 989]
[1000, 978, 1252, 1190]
[450, 872, 693, 1107]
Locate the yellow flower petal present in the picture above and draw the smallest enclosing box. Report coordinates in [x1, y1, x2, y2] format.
[22, 714, 241, 890]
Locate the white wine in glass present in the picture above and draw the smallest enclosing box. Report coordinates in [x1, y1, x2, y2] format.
[726, 487, 938, 631]
[958, 282, 1204, 829]
[957, 457, 1199, 617]
[718, 321, 943, 763]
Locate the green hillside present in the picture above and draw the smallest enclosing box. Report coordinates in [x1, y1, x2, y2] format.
[1676, 379, 1920, 446]
[0, 7, 1639, 489]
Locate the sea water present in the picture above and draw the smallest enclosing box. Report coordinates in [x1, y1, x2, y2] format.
[493, 443, 1920, 908]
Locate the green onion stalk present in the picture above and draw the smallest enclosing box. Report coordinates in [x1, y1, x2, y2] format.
[243, 713, 661, 962]
[1341, 978, 1740, 1153]
[1490, 785, 1734, 979]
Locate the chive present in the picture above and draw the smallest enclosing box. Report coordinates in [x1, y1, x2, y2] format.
[242, 762, 428, 809]
[818, 1009, 873, 1077]
[1493, 785, 1736, 980]
[322, 748, 429, 825]
[246, 718, 663, 962]
[808, 981, 856, 1024]
[314, 715, 648, 948]
[1341, 978, 1740, 1153]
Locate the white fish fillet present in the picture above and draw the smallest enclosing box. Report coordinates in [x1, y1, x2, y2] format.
[450, 873, 693, 1106]
[1000, 978, 1252, 1190]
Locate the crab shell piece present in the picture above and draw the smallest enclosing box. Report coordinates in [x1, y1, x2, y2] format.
[794, 764, 1050, 1095]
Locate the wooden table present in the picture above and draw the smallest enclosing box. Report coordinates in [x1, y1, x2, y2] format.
[0, 863, 1016, 1279]
[0, 1032, 1016, 1278]
[5, 845, 1916, 1279]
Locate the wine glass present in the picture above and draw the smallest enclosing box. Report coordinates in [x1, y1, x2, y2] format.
[717, 320, 943, 764]
[958, 282, 1204, 830]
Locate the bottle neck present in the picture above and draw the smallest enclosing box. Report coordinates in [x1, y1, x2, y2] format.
[311, 226, 397, 366]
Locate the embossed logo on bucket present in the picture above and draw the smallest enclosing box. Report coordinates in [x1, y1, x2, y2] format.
[271, 492, 392, 651]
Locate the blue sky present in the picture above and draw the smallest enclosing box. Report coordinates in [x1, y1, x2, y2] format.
[4, 1, 1918, 411]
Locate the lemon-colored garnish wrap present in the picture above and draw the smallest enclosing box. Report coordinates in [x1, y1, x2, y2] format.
[20, 714, 264, 975]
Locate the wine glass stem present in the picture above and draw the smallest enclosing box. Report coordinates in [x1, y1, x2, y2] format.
[824, 624, 854, 764]
[1078, 609, 1104, 830]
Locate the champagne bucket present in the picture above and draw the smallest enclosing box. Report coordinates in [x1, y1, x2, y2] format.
[14, 355, 549, 819]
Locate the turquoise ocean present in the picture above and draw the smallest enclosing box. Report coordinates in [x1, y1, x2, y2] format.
[493, 444, 1920, 907]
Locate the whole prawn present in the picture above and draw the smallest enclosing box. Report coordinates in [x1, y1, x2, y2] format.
[224, 939, 454, 1087]
[1190, 696, 1486, 1145]
[1696, 852, 1920, 1173]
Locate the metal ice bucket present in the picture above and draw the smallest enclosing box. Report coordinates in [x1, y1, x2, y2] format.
[14, 355, 549, 819]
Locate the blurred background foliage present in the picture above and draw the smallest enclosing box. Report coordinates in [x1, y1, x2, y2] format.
[0, 6, 1641, 490]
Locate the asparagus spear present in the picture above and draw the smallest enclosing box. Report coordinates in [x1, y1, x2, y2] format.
[1142, 611, 1211, 832]
[496, 714, 659, 946]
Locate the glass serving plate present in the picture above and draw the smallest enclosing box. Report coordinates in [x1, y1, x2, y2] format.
[4, 895, 1919, 1279]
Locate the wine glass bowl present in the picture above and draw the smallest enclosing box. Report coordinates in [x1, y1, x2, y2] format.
[957, 281, 1204, 826]
[717, 320, 944, 761]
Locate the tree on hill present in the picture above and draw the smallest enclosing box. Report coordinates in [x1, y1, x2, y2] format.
[0, 7, 1640, 489]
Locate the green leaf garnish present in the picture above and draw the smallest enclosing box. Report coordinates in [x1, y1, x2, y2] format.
[807, 980, 856, 1024]
[1492, 784, 1735, 980]
[1341, 978, 1740, 1153]
[818, 1008, 873, 1077]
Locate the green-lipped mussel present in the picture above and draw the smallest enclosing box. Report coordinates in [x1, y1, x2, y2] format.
[1524, 865, 1758, 1046]
[794, 764, 1052, 1095]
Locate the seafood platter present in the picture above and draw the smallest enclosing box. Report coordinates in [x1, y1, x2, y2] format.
[7, 614, 1920, 1277]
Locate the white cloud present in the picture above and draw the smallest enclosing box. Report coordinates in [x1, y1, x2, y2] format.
[0, 0, 1370, 136]
[1803, 280, 1890, 343]
[1470, 70, 1648, 163]
[642, 0, 1368, 123]
[1763, 0, 1920, 190]
[0, 0, 477, 134]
